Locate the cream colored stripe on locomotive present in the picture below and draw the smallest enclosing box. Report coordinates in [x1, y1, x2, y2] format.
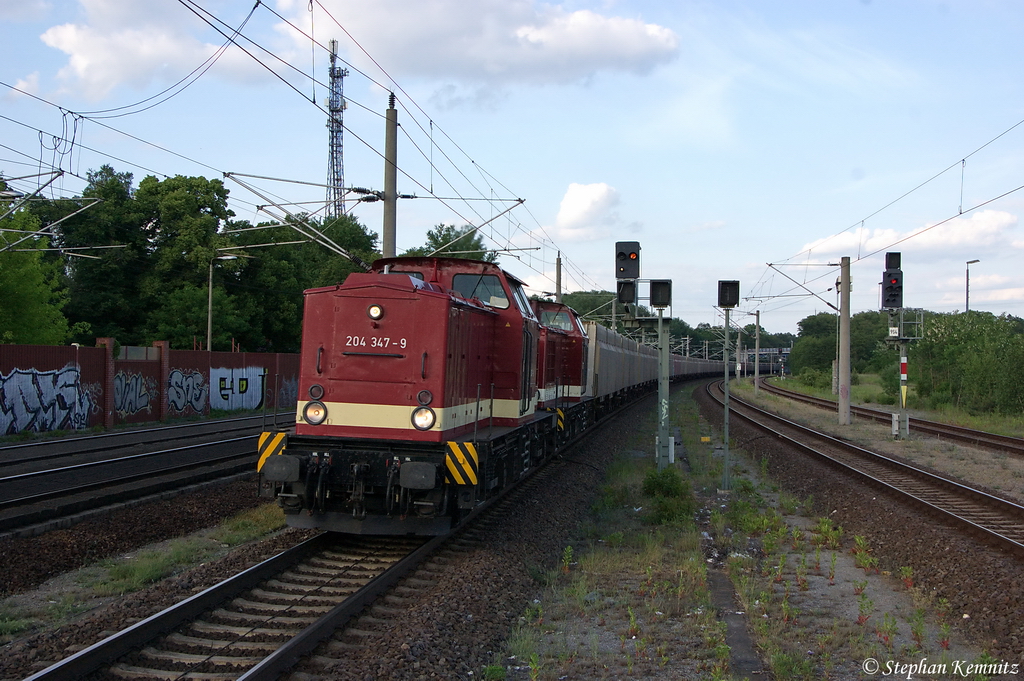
[294, 397, 530, 431]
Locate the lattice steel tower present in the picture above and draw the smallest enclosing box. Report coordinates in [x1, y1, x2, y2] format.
[326, 39, 349, 217]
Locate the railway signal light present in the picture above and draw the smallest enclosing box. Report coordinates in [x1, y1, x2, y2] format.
[615, 241, 640, 279]
[650, 280, 672, 308]
[882, 269, 903, 309]
[616, 279, 637, 305]
[718, 280, 740, 308]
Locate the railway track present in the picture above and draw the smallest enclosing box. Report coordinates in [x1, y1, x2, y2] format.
[708, 381, 1024, 558]
[23, 533, 432, 681]
[0, 413, 291, 536]
[758, 378, 1024, 455]
[22, 384, 653, 681]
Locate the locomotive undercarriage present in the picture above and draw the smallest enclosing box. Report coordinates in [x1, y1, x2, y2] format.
[259, 412, 567, 535]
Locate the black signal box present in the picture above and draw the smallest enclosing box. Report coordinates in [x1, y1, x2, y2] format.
[650, 280, 672, 308]
[718, 280, 740, 308]
[615, 242, 640, 279]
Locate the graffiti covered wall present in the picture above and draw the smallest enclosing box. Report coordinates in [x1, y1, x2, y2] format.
[0, 344, 298, 433]
[112, 371, 156, 420]
[209, 366, 266, 411]
[167, 369, 209, 415]
[0, 366, 97, 434]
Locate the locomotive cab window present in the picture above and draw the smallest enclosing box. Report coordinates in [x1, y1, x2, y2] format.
[540, 310, 573, 331]
[391, 270, 424, 280]
[451, 274, 509, 309]
[511, 284, 536, 319]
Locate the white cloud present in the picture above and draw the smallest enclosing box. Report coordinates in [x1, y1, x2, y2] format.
[551, 182, 632, 242]
[286, 0, 678, 86]
[4, 73, 40, 100]
[37, 0, 280, 101]
[798, 210, 1020, 260]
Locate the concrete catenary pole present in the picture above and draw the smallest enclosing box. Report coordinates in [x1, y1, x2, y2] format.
[555, 252, 562, 303]
[722, 308, 731, 490]
[657, 307, 670, 470]
[383, 93, 398, 259]
[838, 256, 852, 425]
[754, 310, 761, 396]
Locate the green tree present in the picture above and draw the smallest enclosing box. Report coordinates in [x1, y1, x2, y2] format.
[913, 311, 1024, 413]
[0, 209, 71, 344]
[401, 223, 497, 262]
[136, 174, 233, 292]
[849, 311, 889, 372]
[788, 312, 837, 374]
[133, 174, 237, 349]
[43, 165, 150, 344]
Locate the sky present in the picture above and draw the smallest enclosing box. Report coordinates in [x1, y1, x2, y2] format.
[4, 0, 1024, 337]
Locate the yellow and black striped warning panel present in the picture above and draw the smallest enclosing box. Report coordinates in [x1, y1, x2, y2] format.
[556, 408, 565, 431]
[445, 441, 479, 485]
[257, 431, 287, 472]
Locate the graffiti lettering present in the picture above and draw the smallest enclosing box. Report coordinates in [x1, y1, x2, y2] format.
[278, 376, 298, 409]
[167, 369, 208, 414]
[0, 366, 94, 434]
[113, 371, 153, 418]
[210, 367, 265, 411]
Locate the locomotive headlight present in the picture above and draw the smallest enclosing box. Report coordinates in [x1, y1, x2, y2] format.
[411, 406, 436, 430]
[303, 400, 328, 425]
[367, 304, 384, 320]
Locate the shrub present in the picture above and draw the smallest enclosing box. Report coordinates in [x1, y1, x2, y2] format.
[641, 467, 696, 526]
[642, 467, 687, 499]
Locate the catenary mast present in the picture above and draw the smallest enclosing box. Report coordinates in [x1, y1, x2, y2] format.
[326, 39, 349, 217]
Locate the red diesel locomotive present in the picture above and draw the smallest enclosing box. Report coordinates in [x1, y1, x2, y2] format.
[257, 256, 722, 535]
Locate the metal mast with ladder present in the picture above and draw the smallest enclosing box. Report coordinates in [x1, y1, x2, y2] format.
[326, 39, 349, 217]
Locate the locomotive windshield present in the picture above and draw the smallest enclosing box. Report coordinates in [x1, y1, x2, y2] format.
[451, 274, 509, 309]
[540, 310, 574, 331]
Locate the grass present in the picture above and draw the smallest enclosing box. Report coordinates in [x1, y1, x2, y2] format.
[87, 504, 286, 596]
[89, 538, 218, 596]
[209, 503, 287, 545]
[741, 374, 1024, 439]
[0, 607, 35, 637]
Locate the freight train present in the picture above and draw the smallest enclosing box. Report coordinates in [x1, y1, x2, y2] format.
[257, 256, 724, 535]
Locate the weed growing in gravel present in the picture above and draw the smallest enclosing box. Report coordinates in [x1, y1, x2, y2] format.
[560, 546, 573, 574]
[481, 664, 506, 680]
[208, 503, 285, 545]
[811, 516, 843, 549]
[0, 607, 34, 638]
[90, 538, 216, 596]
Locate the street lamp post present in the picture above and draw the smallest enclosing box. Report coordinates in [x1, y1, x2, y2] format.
[207, 255, 237, 351]
[966, 259, 980, 312]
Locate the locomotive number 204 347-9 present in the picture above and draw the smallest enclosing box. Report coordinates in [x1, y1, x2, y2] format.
[345, 335, 408, 349]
